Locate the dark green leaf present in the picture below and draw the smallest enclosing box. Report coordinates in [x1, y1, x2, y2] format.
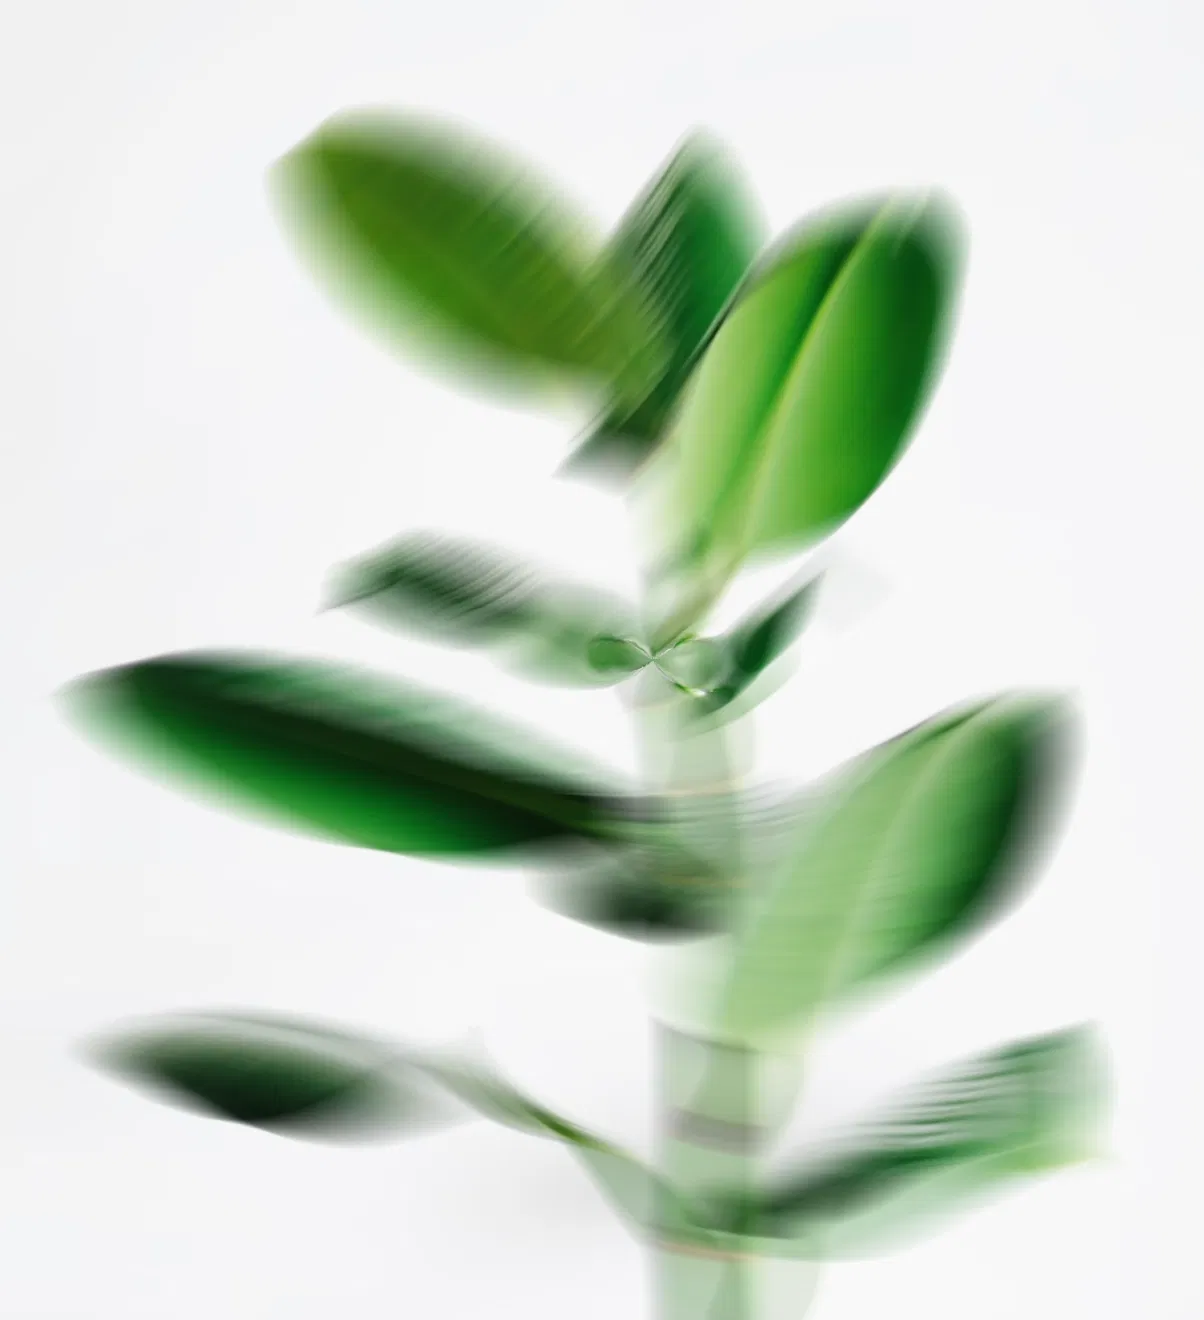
[271, 111, 667, 405]
[709, 573, 822, 711]
[61, 652, 655, 859]
[88, 1014, 456, 1140]
[89, 1009, 712, 1241]
[561, 131, 764, 483]
[675, 573, 821, 721]
[699, 1026, 1108, 1259]
[533, 844, 736, 941]
[716, 694, 1075, 1040]
[652, 193, 965, 636]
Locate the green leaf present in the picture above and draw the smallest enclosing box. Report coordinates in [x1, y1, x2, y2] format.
[495, 585, 649, 688]
[699, 1026, 1109, 1259]
[271, 110, 666, 405]
[587, 635, 652, 676]
[329, 534, 649, 689]
[698, 573, 822, 715]
[561, 131, 764, 483]
[361, 1041, 705, 1238]
[326, 532, 542, 645]
[89, 1008, 712, 1241]
[60, 651, 655, 859]
[716, 694, 1074, 1041]
[655, 637, 731, 694]
[533, 843, 736, 941]
[654, 192, 965, 634]
[87, 1013, 460, 1141]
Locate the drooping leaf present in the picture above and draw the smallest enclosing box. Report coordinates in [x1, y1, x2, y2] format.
[87, 1014, 458, 1141]
[651, 192, 965, 641]
[715, 694, 1075, 1042]
[60, 652, 656, 860]
[91, 1008, 716, 1243]
[698, 1025, 1109, 1259]
[561, 131, 764, 483]
[533, 843, 736, 941]
[345, 1040, 706, 1239]
[328, 534, 649, 688]
[271, 110, 666, 406]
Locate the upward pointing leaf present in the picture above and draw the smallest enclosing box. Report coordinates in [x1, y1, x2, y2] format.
[61, 652, 652, 860]
[653, 192, 965, 637]
[726, 573, 822, 681]
[693, 572, 823, 716]
[272, 111, 667, 406]
[562, 131, 764, 483]
[716, 695, 1075, 1042]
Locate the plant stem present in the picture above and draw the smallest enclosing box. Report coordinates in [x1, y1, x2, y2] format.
[655, 1021, 765, 1320]
[628, 667, 763, 1320]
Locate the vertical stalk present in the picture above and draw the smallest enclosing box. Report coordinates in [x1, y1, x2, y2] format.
[656, 1022, 765, 1320]
[630, 668, 765, 1320]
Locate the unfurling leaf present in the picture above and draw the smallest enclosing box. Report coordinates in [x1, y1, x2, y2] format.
[698, 1025, 1109, 1259]
[60, 651, 655, 860]
[271, 111, 667, 406]
[716, 694, 1075, 1041]
[655, 637, 730, 694]
[697, 572, 822, 715]
[587, 635, 652, 676]
[650, 192, 964, 641]
[328, 534, 648, 688]
[562, 131, 764, 483]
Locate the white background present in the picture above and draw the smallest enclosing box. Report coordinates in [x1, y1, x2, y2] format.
[1, 1, 1197, 1316]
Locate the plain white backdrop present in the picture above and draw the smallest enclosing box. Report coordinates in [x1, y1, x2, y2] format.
[2, 1, 1197, 1316]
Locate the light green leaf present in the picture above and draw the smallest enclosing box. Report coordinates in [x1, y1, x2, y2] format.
[698, 1025, 1109, 1259]
[60, 651, 656, 860]
[326, 532, 542, 645]
[495, 584, 649, 688]
[716, 694, 1074, 1041]
[587, 635, 652, 676]
[272, 110, 666, 405]
[653, 192, 964, 638]
[327, 533, 647, 687]
[656, 637, 731, 694]
[561, 130, 764, 483]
